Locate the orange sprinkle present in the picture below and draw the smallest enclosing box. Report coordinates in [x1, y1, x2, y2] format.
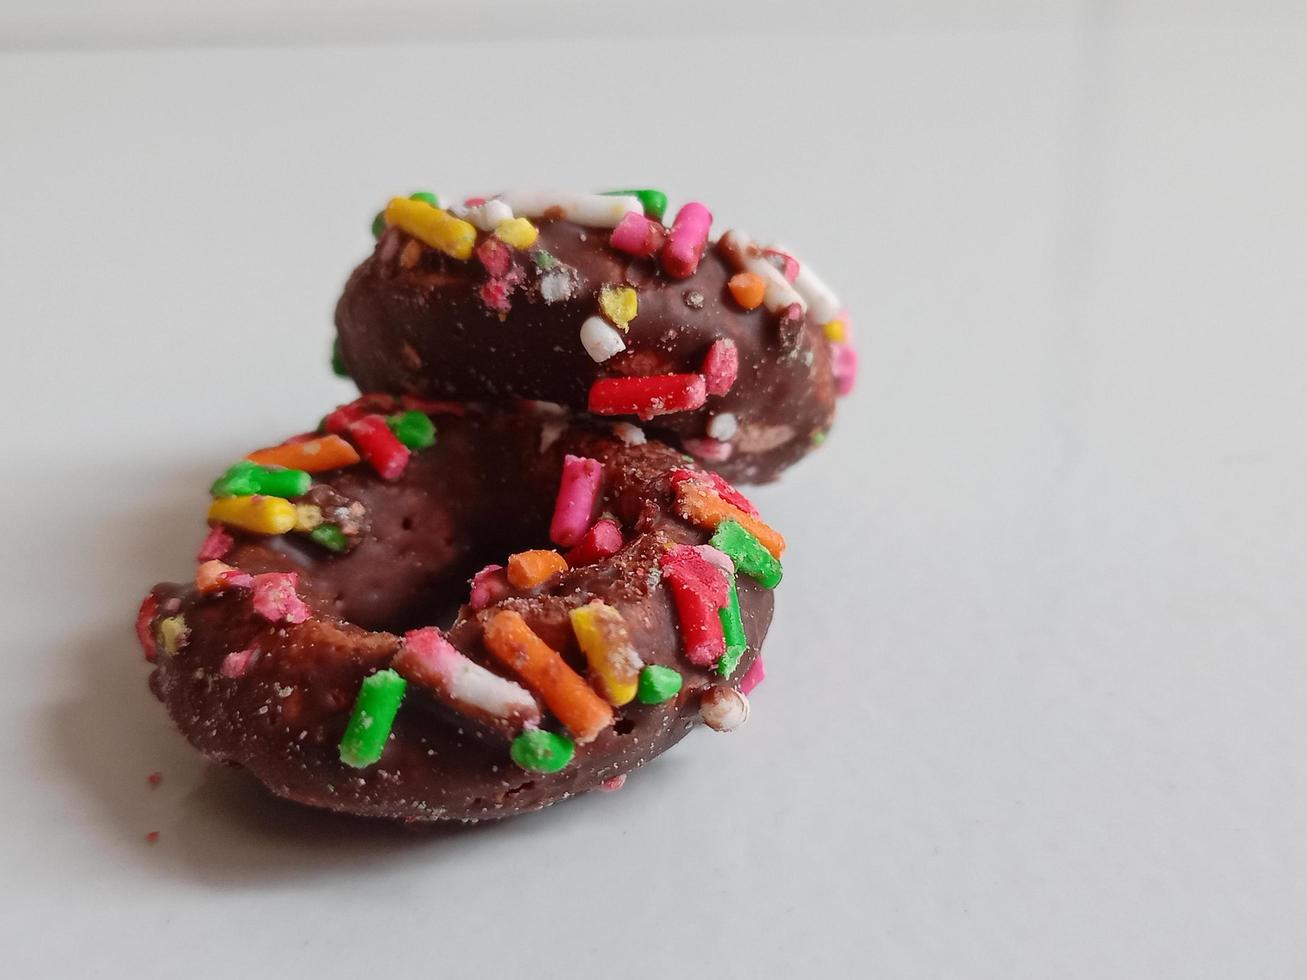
[196, 559, 234, 594]
[675, 481, 786, 558]
[246, 434, 361, 473]
[506, 549, 569, 589]
[482, 610, 613, 742]
[727, 272, 767, 310]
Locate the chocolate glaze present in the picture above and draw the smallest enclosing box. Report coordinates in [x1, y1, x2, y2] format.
[335, 220, 837, 484]
[147, 411, 773, 821]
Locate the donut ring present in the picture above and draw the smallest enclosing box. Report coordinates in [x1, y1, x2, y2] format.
[335, 190, 857, 484]
[139, 400, 780, 821]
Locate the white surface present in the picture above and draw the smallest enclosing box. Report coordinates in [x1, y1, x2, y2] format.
[3, 11, 1307, 978]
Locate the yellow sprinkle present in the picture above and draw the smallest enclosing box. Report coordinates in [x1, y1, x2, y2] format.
[156, 615, 188, 656]
[822, 318, 847, 342]
[384, 197, 476, 260]
[569, 601, 642, 706]
[598, 285, 638, 330]
[294, 503, 323, 532]
[494, 217, 539, 250]
[208, 496, 297, 536]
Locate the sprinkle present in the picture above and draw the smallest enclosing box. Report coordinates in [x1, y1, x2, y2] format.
[683, 289, 704, 309]
[569, 601, 643, 706]
[156, 615, 188, 656]
[600, 773, 627, 792]
[822, 318, 847, 342]
[762, 247, 800, 282]
[462, 198, 514, 232]
[195, 559, 253, 594]
[706, 412, 738, 441]
[727, 273, 766, 310]
[145, 831, 160, 844]
[220, 646, 257, 678]
[371, 212, 386, 239]
[675, 480, 785, 558]
[636, 665, 683, 704]
[660, 546, 730, 667]
[395, 628, 541, 737]
[683, 438, 733, 463]
[740, 657, 766, 694]
[506, 549, 569, 589]
[670, 467, 758, 516]
[338, 669, 407, 768]
[135, 593, 158, 661]
[250, 572, 310, 624]
[609, 211, 666, 257]
[293, 503, 323, 531]
[777, 243, 842, 323]
[700, 339, 739, 396]
[549, 454, 604, 548]
[308, 524, 348, 553]
[699, 686, 750, 732]
[246, 434, 361, 473]
[777, 302, 805, 350]
[510, 729, 575, 773]
[196, 525, 234, 562]
[716, 571, 748, 678]
[611, 422, 646, 445]
[147, 771, 162, 787]
[661, 201, 712, 279]
[587, 374, 707, 420]
[532, 248, 558, 270]
[717, 230, 806, 313]
[710, 519, 783, 589]
[564, 519, 623, 566]
[598, 284, 638, 328]
[409, 191, 441, 207]
[383, 197, 477, 260]
[579, 316, 626, 363]
[480, 272, 522, 314]
[207, 495, 297, 535]
[539, 265, 578, 304]
[497, 190, 641, 228]
[475, 236, 514, 277]
[386, 410, 437, 450]
[331, 338, 349, 378]
[483, 610, 614, 743]
[469, 564, 508, 610]
[210, 461, 311, 500]
[347, 414, 411, 480]
[601, 188, 668, 221]
[831, 341, 858, 395]
[495, 217, 539, 249]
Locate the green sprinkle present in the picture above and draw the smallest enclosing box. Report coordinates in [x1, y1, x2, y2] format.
[371, 211, 386, 239]
[637, 665, 683, 705]
[386, 410, 436, 450]
[308, 523, 348, 553]
[339, 669, 407, 768]
[717, 573, 748, 678]
[210, 461, 311, 500]
[331, 338, 349, 378]
[510, 729, 575, 773]
[602, 188, 668, 222]
[810, 429, 828, 446]
[710, 519, 783, 589]
[409, 190, 441, 207]
[531, 248, 558, 270]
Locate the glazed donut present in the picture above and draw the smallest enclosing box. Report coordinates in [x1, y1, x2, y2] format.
[138, 399, 781, 821]
[334, 189, 858, 484]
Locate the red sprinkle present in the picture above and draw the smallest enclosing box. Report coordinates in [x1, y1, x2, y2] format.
[587, 374, 707, 420]
[600, 774, 627, 792]
[700, 339, 739, 396]
[145, 831, 160, 843]
[147, 771, 162, 787]
[135, 593, 158, 662]
[476, 237, 513, 277]
[669, 468, 759, 516]
[322, 395, 399, 435]
[251, 572, 310, 624]
[564, 519, 624, 566]
[196, 525, 235, 562]
[660, 546, 730, 666]
[348, 414, 411, 480]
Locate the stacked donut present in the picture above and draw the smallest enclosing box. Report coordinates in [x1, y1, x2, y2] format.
[137, 189, 856, 821]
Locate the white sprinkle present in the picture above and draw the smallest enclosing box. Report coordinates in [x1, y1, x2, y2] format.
[462, 198, 514, 232]
[539, 267, 576, 304]
[719, 230, 806, 314]
[540, 419, 565, 452]
[771, 240, 842, 323]
[706, 412, 738, 441]
[497, 189, 641, 228]
[579, 315, 627, 362]
[611, 422, 646, 445]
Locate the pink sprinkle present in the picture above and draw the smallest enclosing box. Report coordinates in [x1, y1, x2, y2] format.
[196, 525, 235, 562]
[700, 338, 739, 396]
[762, 248, 800, 282]
[220, 646, 258, 678]
[397, 627, 541, 734]
[610, 212, 666, 257]
[693, 545, 734, 576]
[683, 437, 733, 463]
[740, 657, 766, 695]
[661, 201, 713, 279]
[564, 519, 623, 566]
[250, 572, 310, 624]
[464, 196, 486, 206]
[476, 237, 513, 277]
[549, 455, 604, 548]
[669, 468, 759, 517]
[480, 275, 519, 314]
[600, 774, 627, 792]
[469, 564, 508, 610]
[831, 341, 858, 396]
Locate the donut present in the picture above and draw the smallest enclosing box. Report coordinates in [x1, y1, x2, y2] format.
[138, 399, 781, 821]
[334, 189, 858, 484]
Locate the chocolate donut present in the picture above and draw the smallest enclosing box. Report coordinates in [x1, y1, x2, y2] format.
[334, 190, 858, 484]
[138, 400, 781, 821]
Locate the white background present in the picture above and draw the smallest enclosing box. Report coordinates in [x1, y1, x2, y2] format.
[3, 4, 1306, 977]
